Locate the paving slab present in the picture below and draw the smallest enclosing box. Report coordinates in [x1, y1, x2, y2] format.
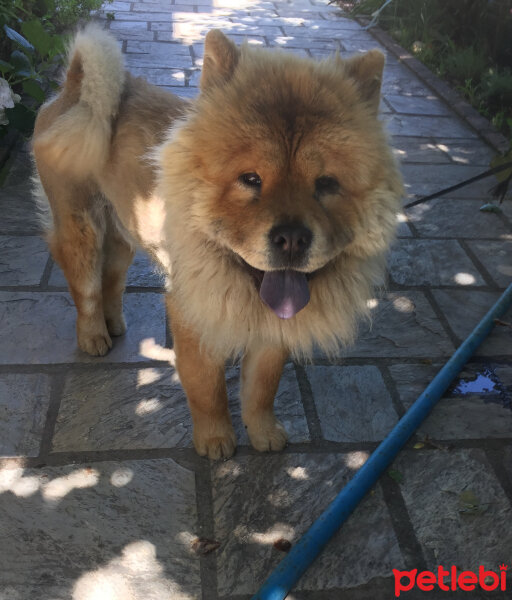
[161, 86, 199, 98]
[111, 11, 193, 21]
[1, 2, 511, 599]
[432, 289, 512, 355]
[281, 24, 375, 42]
[432, 138, 496, 166]
[0, 292, 166, 364]
[2, 147, 32, 187]
[381, 65, 434, 97]
[386, 115, 479, 139]
[0, 373, 51, 457]
[389, 239, 484, 287]
[401, 164, 492, 198]
[385, 94, 451, 116]
[127, 66, 187, 86]
[406, 199, 512, 239]
[0, 235, 48, 286]
[212, 454, 403, 596]
[124, 44, 195, 69]
[391, 136, 454, 164]
[342, 292, 454, 359]
[51, 363, 308, 451]
[465, 240, 512, 288]
[268, 36, 341, 51]
[52, 367, 190, 451]
[0, 460, 200, 599]
[503, 446, 512, 485]
[49, 250, 165, 289]
[305, 365, 398, 442]
[108, 22, 156, 41]
[388, 363, 512, 440]
[0, 183, 42, 235]
[395, 449, 512, 571]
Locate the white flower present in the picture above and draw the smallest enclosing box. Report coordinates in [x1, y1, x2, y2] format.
[0, 77, 21, 126]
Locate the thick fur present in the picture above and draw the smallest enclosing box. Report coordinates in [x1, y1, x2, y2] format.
[34, 25, 125, 178]
[33, 27, 403, 458]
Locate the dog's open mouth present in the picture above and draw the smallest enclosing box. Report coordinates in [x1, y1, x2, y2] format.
[241, 260, 312, 320]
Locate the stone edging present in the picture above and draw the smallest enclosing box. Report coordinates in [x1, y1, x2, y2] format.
[356, 18, 509, 154]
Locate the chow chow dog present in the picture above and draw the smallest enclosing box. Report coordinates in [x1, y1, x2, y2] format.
[32, 25, 402, 459]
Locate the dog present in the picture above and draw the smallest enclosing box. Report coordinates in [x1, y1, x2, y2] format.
[32, 26, 403, 459]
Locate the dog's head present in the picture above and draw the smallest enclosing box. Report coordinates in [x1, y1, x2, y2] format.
[161, 30, 402, 319]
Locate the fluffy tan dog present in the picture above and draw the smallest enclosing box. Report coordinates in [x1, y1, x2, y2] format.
[32, 26, 402, 459]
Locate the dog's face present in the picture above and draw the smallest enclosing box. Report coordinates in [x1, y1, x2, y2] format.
[162, 31, 401, 318]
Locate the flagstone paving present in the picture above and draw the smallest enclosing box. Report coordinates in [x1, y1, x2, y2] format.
[1, 0, 511, 598]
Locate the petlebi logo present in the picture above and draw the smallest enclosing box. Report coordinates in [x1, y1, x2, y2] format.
[393, 564, 508, 597]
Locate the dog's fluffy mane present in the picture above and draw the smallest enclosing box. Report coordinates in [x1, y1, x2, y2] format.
[33, 26, 402, 361]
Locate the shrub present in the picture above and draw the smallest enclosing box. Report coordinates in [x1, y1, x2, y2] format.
[443, 47, 488, 86]
[0, 0, 111, 138]
[0, 22, 65, 136]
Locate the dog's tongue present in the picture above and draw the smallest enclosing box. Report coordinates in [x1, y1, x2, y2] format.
[259, 270, 310, 319]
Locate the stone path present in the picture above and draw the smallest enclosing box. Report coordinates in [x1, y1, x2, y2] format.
[1, 0, 512, 598]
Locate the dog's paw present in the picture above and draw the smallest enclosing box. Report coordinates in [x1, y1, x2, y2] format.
[246, 416, 288, 452]
[106, 314, 127, 337]
[78, 331, 113, 356]
[194, 426, 237, 460]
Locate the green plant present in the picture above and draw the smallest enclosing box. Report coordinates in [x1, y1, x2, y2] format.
[482, 69, 512, 111]
[0, 22, 66, 135]
[443, 46, 487, 85]
[0, 0, 113, 139]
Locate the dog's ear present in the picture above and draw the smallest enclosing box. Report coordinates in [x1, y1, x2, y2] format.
[201, 30, 240, 91]
[343, 50, 385, 115]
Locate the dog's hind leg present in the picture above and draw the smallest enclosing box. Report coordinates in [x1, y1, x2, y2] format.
[47, 183, 111, 356]
[102, 210, 135, 337]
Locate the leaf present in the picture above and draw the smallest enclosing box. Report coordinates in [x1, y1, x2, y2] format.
[3, 103, 36, 134]
[47, 36, 66, 60]
[413, 442, 425, 449]
[480, 202, 502, 213]
[22, 79, 45, 103]
[3, 25, 34, 51]
[490, 149, 512, 184]
[191, 537, 220, 556]
[388, 469, 404, 484]
[39, 0, 56, 15]
[21, 21, 53, 58]
[458, 490, 483, 515]
[14, 70, 33, 79]
[0, 60, 14, 75]
[273, 538, 292, 552]
[10, 50, 33, 74]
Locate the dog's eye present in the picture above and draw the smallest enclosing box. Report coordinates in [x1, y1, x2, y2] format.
[239, 173, 262, 189]
[315, 176, 340, 197]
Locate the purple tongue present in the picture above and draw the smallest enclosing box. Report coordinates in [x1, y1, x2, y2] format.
[259, 270, 310, 319]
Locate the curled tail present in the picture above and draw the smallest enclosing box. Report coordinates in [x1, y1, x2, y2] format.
[33, 24, 125, 177]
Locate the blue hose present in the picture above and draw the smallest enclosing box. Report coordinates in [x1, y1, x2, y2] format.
[252, 282, 512, 600]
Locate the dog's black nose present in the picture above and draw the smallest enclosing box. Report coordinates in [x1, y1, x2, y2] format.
[269, 223, 313, 266]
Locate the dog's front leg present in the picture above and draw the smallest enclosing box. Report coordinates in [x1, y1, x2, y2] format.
[241, 343, 288, 452]
[166, 295, 236, 459]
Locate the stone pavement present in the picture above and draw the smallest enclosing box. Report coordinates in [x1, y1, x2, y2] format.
[1, 0, 512, 598]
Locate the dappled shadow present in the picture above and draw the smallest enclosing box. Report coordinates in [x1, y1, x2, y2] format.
[2, 0, 512, 598]
[210, 452, 401, 595]
[0, 462, 199, 599]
